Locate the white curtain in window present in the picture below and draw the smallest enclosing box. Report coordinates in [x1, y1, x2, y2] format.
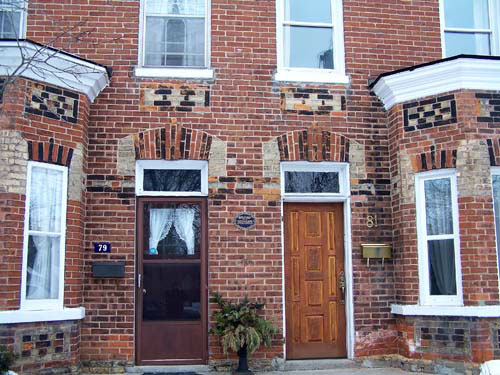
[149, 208, 175, 255]
[27, 167, 62, 299]
[174, 207, 195, 255]
[473, 0, 490, 54]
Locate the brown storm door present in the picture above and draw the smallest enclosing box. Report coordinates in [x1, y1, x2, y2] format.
[284, 203, 346, 359]
[136, 197, 207, 365]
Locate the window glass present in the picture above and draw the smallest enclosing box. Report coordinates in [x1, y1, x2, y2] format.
[424, 178, 453, 236]
[428, 239, 456, 295]
[143, 169, 201, 192]
[444, 32, 491, 56]
[284, 0, 331, 23]
[285, 171, 339, 193]
[0, 0, 23, 39]
[144, 202, 201, 259]
[144, 0, 206, 67]
[444, 0, 489, 29]
[284, 26, 334, 68]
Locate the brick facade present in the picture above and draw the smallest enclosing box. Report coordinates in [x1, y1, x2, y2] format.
[0, 0, 499, 374]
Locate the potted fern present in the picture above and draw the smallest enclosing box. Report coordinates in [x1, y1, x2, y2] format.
[209, 292, 278, 374]
[0, 345, 16, 375]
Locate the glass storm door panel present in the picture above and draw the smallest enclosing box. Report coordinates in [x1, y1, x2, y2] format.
[136, 198, 207, 365]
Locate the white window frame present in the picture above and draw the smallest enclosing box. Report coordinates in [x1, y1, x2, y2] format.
[0, 0, 27, 39]
[415, 169, 463, 306]
[275, 0, 348, 84]
[439, 0, 500, 57]
[135, 159, 208, 196]
[491, 167, 500, 285]
[20, 161, 68, 311]
[135, 0, 214, 79]
[281, 161, 349, 201]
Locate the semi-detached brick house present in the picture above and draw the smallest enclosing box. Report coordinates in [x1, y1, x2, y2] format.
[1, 0, 500, 374]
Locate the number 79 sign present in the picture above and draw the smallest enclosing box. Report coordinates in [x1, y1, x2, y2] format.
[94, 242, 111, 253]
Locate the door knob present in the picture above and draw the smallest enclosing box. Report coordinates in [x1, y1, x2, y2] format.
[143, 289, 147, 295]
[339, 271, 345, 304]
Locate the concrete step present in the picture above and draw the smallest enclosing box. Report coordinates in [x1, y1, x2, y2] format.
[281, 359, 360, 372]
[126, 365, 213, 374]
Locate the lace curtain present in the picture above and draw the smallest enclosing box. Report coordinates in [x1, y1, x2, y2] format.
[149, 207, 196, 255]
[27, 167, 63, 300]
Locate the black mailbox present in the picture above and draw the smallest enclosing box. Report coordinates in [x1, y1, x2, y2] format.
[92, 262, 125, 278]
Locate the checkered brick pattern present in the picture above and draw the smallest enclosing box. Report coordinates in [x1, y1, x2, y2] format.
[25, 82, 79, 124]
[477, 92, 500, 123]
[403, 95, 457, 132]
[280, 87, 345, 115]
[140, 83, 210, 112]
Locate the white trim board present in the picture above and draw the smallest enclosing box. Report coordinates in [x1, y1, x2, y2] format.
[0, 40, 109, 102]
[0, 307, 85, 324]
[392, 304, 500, 317]
[372, 57, 500, 110]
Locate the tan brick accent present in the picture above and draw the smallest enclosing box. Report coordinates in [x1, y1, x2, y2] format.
[0, 129, 28, 194]
[68, 144, 85, 201]
[457, 139, 491, 198]
[140, 83, 209, 112]
[280, 87, 345, 115]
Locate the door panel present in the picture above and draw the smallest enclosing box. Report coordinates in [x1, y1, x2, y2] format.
[284, 203, 346, 359]
[136, 198, 207, 365]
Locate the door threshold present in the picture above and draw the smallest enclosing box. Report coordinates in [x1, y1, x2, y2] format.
[126, 365, 212, 374]
[283, 359, 359, 372]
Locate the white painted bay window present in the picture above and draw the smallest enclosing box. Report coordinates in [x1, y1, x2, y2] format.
[21, 161, 68, 311]
[440, 0, 500, 57]
[0, 0, 26, 39]
[275, 0, 347, 83]
[416, 170, 462, 306]
[136, 0, 213, 79]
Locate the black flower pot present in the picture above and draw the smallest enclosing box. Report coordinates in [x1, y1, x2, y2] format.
[233, 345, 252, 374]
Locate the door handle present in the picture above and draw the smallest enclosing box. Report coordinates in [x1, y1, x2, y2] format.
[143, 289, 147, 295]
[339, 271, 345, 305]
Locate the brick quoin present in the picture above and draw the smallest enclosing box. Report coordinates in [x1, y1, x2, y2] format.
[0, 0, 498, 374]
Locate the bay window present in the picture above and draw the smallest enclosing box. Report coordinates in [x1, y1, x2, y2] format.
[416, 170, 463, 306]
[21, 161, 68, 311]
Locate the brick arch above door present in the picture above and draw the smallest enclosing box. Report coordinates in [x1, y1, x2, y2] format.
[276, 129, 352, 162]
[132, 124, 214, 161]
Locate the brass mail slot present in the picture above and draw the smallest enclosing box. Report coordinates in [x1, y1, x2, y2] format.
[361, 244, 392, 259]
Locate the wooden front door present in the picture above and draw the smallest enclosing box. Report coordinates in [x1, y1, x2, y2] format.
[284, 203, 346, 359]
[136, 197, 207, 365]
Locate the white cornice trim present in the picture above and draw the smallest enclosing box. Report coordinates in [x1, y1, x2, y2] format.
[0, 40, 110, 102]
[391, 304, 500, 317]
[0, 307, 85, 324]
[372, 57, 500, 110]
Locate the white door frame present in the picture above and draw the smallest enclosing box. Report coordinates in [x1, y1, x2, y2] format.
[280, 161, 354, 359]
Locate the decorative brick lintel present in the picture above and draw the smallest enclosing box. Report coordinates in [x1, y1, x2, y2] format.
[27, 138, 74, 167]
[410, 146, 457, 172]
[403, 94, 457, 132]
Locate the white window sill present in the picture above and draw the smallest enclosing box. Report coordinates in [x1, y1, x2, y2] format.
[391, 304, 500, 317]
[0, 307, 85, 324]
[274, 69, 349, 84]
[134, 67, 215, 80]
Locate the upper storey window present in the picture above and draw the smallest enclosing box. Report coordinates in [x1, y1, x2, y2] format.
[0, 0, 26, 39]
[136, 0, 213, 79]
[441, 0, 500, 57]
[275, 0, 347, 83]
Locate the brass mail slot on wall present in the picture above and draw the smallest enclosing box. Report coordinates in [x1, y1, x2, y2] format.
[361, 244, 392, 259]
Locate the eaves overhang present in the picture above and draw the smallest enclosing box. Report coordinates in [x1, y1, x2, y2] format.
[370, 55, 500, 110]
[0, 39, 111, 102]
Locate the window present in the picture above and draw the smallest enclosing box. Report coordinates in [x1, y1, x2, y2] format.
[415, 170, 462, 306]
[21, 162, 68, 311]
[275, 0, 347, 83]
[136, 0, 213, 79]
[440, 0, 500, 57]
[491, 168, 500, 284]
[0, 0, 26, 39]
[281, 162, 349, 199]
[136, 160, 208, 196]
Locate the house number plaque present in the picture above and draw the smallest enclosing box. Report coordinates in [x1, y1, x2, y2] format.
[94, 242, 111, 253]
[234, 212, 256, 230]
